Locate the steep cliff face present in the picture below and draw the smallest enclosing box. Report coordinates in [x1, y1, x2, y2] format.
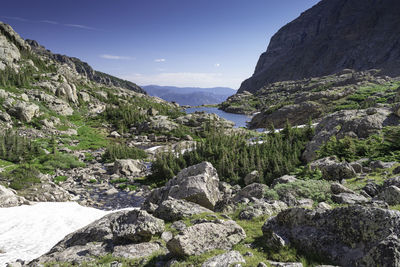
[239, 0, 400, 93]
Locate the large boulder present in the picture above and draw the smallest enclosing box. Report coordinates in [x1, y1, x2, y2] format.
[139, 115, 179, 132]
[167, 219, 246, 256]
[262, 206, 400, 266]
[21, 182, 73, 202]
[244, 170, 260, 185]
[376, 185, 400, 205]
[310, 156, 356, 180]
[113, 159, 145, 177]
[236, 183, 268, 199]
[331, 192, 370, 204]
[0, 185, 29, 207]
[32, 209, 164, 264]
[153, 197, 213, 221]
[145, 162, 221, 210]
[239, 199, 288, 220]
[56, 82, 78, 103]
[8, 101, 39, 122]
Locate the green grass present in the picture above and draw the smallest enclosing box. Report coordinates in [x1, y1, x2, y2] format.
[31, 153, 85, 174]
[0, 159, 14, 169]
[53, 175, 68, 184]
[63, 126, 109, 150]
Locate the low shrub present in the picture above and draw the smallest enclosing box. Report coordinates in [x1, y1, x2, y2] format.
[102, 143, 147, 162]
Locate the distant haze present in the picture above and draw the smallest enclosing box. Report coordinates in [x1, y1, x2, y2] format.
[143, 85, 236, 106]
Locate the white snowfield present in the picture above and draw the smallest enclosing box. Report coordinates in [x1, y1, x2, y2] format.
[0, 202, 115, 266]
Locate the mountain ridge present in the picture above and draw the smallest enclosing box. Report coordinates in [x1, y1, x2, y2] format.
[238, 0, 400, 94]
[143, 85, 235, 106]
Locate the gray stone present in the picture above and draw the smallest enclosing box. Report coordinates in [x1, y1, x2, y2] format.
[268, 261, 303, 267]
[244, 170, 260, 185]
[170, 220, 187, 232]
[376, 185, 400, 205]
[113, 159, 144, 177]
[330, 182, 355, 195]
[161, 231, 173, 242]
[145, 162, 221, 210]
[8, 101, 39, 122]
[363, 182, 380, 197]
[0, 185, 29, 207]
[239, 200, 287, 220]
[112, 242, 163, 259]
[139, 115, 179, 132]
[154, 197, 212, 221]
[202, 250, 245, 267]
[271, 175, 298, 188]
[79, 91, 91, 102]
[237, 183, 268, 199]
[310, 156, 356, 180]
[262, 206, 400, 266]
[167, 220, 246, 256]
[370, 160, 397, 170]
[32, 209, 164, 264]
[331, 192, 369, 204]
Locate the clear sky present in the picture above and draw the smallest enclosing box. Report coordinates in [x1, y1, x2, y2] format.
[1, 0, 320, 89]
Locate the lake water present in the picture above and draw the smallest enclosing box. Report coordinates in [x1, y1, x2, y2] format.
[185, 107, 252, 128]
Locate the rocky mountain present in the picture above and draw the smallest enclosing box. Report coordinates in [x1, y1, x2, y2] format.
[143, 85, 235, 106]
[25, 39, 145, 94]
[238, 0, 400, 94]
[4, 10, 400, 266]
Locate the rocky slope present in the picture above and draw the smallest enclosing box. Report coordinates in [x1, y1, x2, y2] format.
[238, 0, 400, 94]
[25, 39, 145, 94]
[221, 69, 400, 129]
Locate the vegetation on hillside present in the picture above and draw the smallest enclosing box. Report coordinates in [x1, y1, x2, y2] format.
[318, 126, 400, 162]
[148, 121, 314, 186]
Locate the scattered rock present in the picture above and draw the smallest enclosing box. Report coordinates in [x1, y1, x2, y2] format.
[153, 197, 213, 221]
[239, 200, 287, 220]
[112, 242, 163, 259]
[310, 156, 356, 180]
[244, 170, 260, 185]
[376, 185, 400, 205]
[331, 192, 369, 204]
[236, 183, 267, 199]
[167, 220, 246, 256]
[271, 175, 297, 188]
[113, 159, 145, 177]
[202, 250, 245, 267]
[330, 182, 355, 195]
[8, 101, 39, 122]
[0, 185, 29, 207]
[268, 261, 303, 267]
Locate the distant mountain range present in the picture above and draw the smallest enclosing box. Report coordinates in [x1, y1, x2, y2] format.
[143, 85, 236, 106]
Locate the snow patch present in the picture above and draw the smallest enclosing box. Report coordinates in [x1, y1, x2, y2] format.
[0, 202, 115, 266]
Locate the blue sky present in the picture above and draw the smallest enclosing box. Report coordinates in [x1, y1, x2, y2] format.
[2, 0, 320, 89]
